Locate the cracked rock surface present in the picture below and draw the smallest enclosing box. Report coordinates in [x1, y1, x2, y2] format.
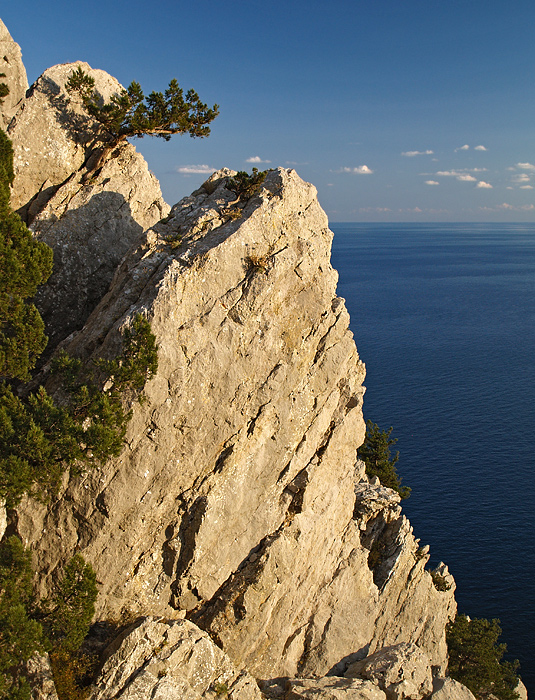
[15, 168, 455, 680]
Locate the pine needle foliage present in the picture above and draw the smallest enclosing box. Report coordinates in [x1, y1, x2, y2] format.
[66, 65, 219, 144]
[0, 74, 8, 105]
[0, 313, 158, 508]
[0, 538, 97, 700]
[447, 615, 520, 700]
[227, 167, 267, 200]
[357, 420, 411, 499]
[0, 130, 53, 380]
[0, 537, 45, 700]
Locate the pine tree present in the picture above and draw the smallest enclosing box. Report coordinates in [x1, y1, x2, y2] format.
[0, 129, 53, 380]
[358, 420, 411, 499]
[447, 615, 520, 700]
[0, 536, 45, 700]
[66, 65, 219, 146]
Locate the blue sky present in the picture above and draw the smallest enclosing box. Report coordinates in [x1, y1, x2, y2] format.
[3, 1, 535, 221]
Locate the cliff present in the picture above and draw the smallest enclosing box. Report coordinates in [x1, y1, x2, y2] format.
[0, 20, 493, 700]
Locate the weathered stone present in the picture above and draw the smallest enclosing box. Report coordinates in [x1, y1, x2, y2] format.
[284, 677, 386, 700]
[0, 19, 28, 129]
[7, 61, 123, 216]
[89, 617, 263, 700]
[14, 168, 453, 682]
[345, 643, 433, 700]
[31, 139, 169, 351]
[429, 678, 477, 700]
[25, 653, 59, 700]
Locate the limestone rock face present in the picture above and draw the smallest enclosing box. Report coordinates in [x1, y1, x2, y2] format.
[345, 643, 433, 700]
[24, 654, 59, 700]
[6, 59, 169, 350]
[14, 168, 454, 681]
[429, 678, 477, 700]
[89, 617, 263, 700]
[284, 677, 386, 700]
[7, 61, 121, 216]
[31, 140, 169, 351]
[0, 19, 28, 129]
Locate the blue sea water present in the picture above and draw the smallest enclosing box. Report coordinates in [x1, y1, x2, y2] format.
[330, 223, 534, 693]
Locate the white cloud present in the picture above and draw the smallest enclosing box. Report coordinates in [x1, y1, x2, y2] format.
[246, 156, 271, 163]
[176, 164, 217, 174]
[516, 162, 535, 170]
[436, 170, 483, 181]
[498, 203, 514, 209]
[520, 185, 534, 189]
[401, 150, 434, 157]
[340, 165, 374, 174]
[512, 173, 531, 183]
[476, 181, 493, 188]
[455, 144, 470, 151]
[425, 180, 440, 186]
[474, 145, 487, 151]
[506, 186, 514, 190]
[358, 207, 392, 213]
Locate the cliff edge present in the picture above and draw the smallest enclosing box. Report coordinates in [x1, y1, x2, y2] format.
[0, 19, 488, 700]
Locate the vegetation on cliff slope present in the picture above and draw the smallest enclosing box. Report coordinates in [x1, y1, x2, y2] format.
[0, 536, 97, 700]
[447, 614, 520, 700]
[358, 420, 411, 499]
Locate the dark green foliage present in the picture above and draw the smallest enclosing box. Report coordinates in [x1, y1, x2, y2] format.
[66, 66, 219, 144]
[39, 555, 97, 653]
[0, 538, 98, 700]
[0, 73, 8, 105]
[99, 314, 159, 393]
[358, 420, 411, 499]
[227, 167, 267, 200]
[447, 615, 520, 700]
[0, 130, 53, 380]
[0, 313, 157, 507]
[0, 537, 45, 700]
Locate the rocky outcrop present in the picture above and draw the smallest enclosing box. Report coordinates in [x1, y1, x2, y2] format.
[6, 60, 169, 350]
[7, 61, 121, 217]
[14, 167, 455, 683]
[0, 19, 28, 129]
[30, 140, 169, 351]
[89, 617, 263, 700]
[345, 643, 433, 700]
[429, 678, 476, 700]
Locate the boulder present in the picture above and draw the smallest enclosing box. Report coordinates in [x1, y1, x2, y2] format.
[89, 617, 263, 700]
[429, 678, 477, 700]
[345, 643, 433, 700]
[284, 678, 386, 700]
[25, 653, 59, 700]
[0, 19, 28, 129]
[7, 61, 122, 217]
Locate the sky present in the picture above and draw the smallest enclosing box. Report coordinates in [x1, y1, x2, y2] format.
[3, 1, 535, 222]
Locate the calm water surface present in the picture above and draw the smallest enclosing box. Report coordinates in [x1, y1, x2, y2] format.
[331, 223, 534, 693]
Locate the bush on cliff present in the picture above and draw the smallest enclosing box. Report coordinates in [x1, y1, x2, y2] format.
[358, 420, 411, 499]
[447, 614, 520, 700]
[0, 536, 97, 700]
[0, 129, 53, 381]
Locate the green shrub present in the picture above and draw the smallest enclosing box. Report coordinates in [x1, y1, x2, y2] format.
[357, 420, 411, 499]
[227, 167, 267, 200]
[0, 537, 98, 700]
[447, 614, 520, 700]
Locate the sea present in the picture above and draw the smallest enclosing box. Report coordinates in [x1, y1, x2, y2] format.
[330, 223, 534, 694]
